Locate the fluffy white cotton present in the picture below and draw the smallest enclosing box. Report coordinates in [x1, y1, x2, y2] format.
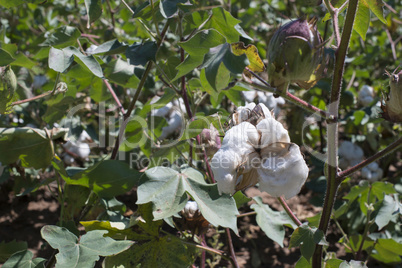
[160, 109, 183, 140]
[361, 162, 383, 181]
[358, 85, 374, 106]
[258, 144, 309, 199]
[338, 141, 364, 169]
[257, 118, 290, 146]
[211, 103, 309, 198]
[63, 131, 91, 164]
[183, 201, 199, 218]
[151, 97, 185, 140]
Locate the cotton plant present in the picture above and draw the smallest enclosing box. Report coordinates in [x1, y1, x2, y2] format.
[358, 85, 374, 106]
[151, 97, 185, 140]
[63, 130, 91, 164]
[211, 102, 309, 199]
[361, 162, 383, 181]
[338, 141, 364, 169]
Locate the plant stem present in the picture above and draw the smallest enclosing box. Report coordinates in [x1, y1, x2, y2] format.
[11, 90, 54, 106]
[106, 0, 116, 28]
[110, 22, 169, 160]
[277, 197, 302, 227]
[356, 187, 374, 260]
[312, 0, 358, 267]
[225, 228, 239, 268]
[337, 136, 402, 181]
[103, 79, 125, 115]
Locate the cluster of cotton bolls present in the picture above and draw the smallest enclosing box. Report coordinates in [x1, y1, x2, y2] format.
[211, 102, 309, 199]
[242, 89, 285, 116]
[361, 162, 384, 181]
[338, 141, 364, 169]
[63, 130, 91, 164]
[338, 141, 384, 181]
[151, 97, 185, 140]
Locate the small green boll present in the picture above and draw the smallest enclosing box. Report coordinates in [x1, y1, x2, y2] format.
[0, 65, 17, 114]
[267, 18, 324, 92]
[382, 69, 402, 123]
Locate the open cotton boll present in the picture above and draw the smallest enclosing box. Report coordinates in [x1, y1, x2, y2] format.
[242, 90, 257, 103]
[257, 91, 285, 116]
[160, 109, 183, 140]
[361, 162, 383, 181]
[211, 122, 257, 194]
[233, 102, 256, 125]
[358, 85, 374, 106]
[258, 144, 309, 199]
[257, 118, 290, 146]
[338, 141, 364, 169]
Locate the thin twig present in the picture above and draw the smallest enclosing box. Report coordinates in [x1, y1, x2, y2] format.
[240, 79, 329, 119]
[277, 197, 302, 227]
[225, 228, 239, 268]
[337, 136, 402, 181]
[103, 79, 125, 115]
[106, 0, 116, 27]
[385, 29, 397, 61]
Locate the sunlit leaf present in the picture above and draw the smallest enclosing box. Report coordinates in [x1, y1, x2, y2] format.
[231, 42, 265, 73]
[41, 225, 133, 268]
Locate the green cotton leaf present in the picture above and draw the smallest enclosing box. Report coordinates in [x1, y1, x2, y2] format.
[204, 7, 242, 43]
[41, 225, 133, 268]
[0, 48, 16, 66]
[10, 53, 36, 68]
[137, 166, 239, 233]
[371, 238, 402, 264]
[371, 181, 396, 199]
[295, 256, 310, 268]
[126, 41, 157, 66]
[61, 46, 104, 78]
[0, 0, 24, 8]
[91, 39, 127, 55]
[343, 180, 370, 203]
[325, 258, 345, 268]
[251, 196, 297, 247]
[84, 0, 103, 28]
[80, 221, 138, 240]
[40, 26, 81, 48]
[353, 110, 366, 125]
[289, 223, 328, 263]
[48, 47, 74, 73]
[42, 95, 75, 125]
[0, 240, 28, 262]
[200, 43, 248, 90]
[57, 159, 141, 199]
[353, 0, 370, 40]
[174, 29, 226, 80]
[375, 195, 398, 229]
[160, 0, 187, 18]
[2, 250, 46, 268]
[179, 118, 209, 141]
[366, 0, 386, 24]
[104, 58, 140, 88]
[0, 127, 68, 169]
[104, 235, 194, 268]
[348, 234, 374, 252]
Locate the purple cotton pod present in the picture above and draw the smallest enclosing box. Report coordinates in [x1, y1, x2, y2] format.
[201, 124, 222, 157]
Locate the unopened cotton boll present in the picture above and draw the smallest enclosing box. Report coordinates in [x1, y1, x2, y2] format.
[358, 85, 374, 106]
[361, 162, 383, 181]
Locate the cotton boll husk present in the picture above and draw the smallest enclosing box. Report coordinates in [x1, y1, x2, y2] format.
[257, 103, 272, 119]
[258, 144, 309, 199]
[234, 102, 256, 125]
[257, 118, 290, 147]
